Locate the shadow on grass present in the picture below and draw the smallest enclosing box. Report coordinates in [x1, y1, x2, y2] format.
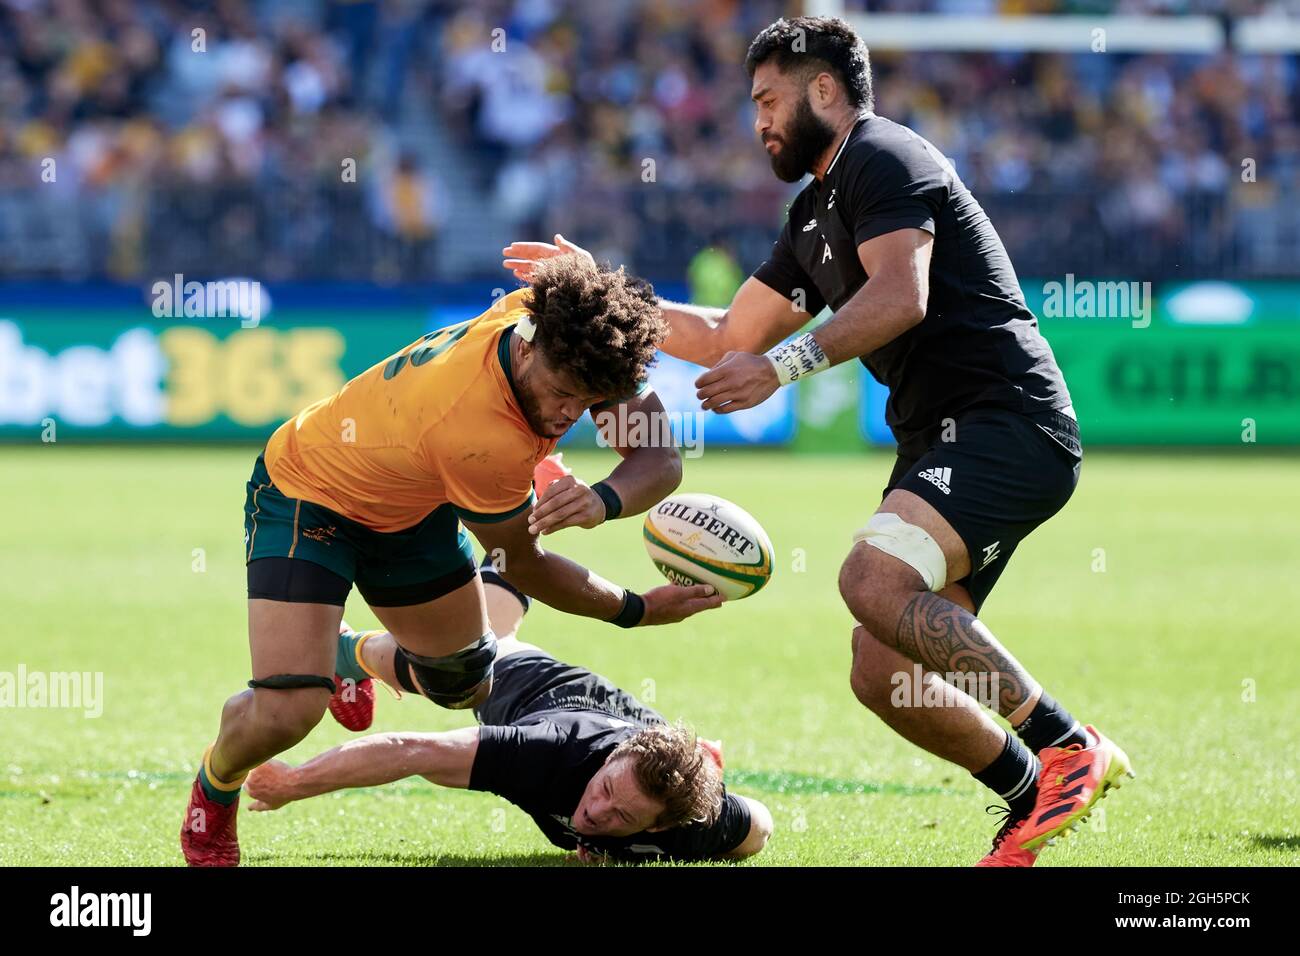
[1250, 834, 1300, 852]
[244, 850, 582, 867]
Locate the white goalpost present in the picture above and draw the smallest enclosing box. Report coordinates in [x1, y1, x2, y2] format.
[806, 0, 1300, 53]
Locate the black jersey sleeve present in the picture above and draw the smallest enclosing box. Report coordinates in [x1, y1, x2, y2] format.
[752, 218, 827, 316]
[841, 136, 951, 247]
[467, 719, 565, 806]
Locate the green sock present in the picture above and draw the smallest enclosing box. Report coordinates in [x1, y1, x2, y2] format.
[198, 763, 241, 806]
[336, 628, 372, 683]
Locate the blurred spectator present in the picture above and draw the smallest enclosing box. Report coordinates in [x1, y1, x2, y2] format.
[370, 149, 444, 281]
[0, 0, 398, 279]
[687, 242, 744, 307]
[426, 0, 1300, 280]
[0, 0, 1298, 283]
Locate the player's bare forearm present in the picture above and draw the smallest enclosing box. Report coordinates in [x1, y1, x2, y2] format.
[466, 494, 628, 618]
[600, 445, 680, 517]
[502, 235, 739, 366]
[810, 228, 932, 367]
[530, 392, 679, 535]
[660, 278, 812, 367]
[723, 796, 775, 860]
[809, 277, 924, 367]
[495, 545, 722, 625]
[264, 730, 480, 806]
[465, 509, 722, 625]
[588, 388, 682, 517]
[503, 238, 806, 366]
[658, 299, 730, 366]
[490, 545, 627, 620]
[693, 236, 927, 415]
[694, 258, 926, 413]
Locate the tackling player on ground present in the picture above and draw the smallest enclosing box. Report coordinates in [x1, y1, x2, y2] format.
[504, 16, 1134, 866]
[181, 256, 722, 866]
[244, 559, 773, 863]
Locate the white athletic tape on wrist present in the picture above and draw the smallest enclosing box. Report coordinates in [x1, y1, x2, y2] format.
[852, 513, 948, 592]
[766, 333, 828, 386]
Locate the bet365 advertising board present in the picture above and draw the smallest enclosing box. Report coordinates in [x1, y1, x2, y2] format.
[0, 281, 1296, 446]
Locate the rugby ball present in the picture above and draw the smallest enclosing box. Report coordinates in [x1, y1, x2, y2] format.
[643, 493, 773, 600]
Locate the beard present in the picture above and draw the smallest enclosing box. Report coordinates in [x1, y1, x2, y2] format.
[514, 365, 569, 438]
[764, 95, 839, 183]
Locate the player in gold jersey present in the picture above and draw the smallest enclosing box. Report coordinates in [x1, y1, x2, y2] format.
[181, 255, 722, 866]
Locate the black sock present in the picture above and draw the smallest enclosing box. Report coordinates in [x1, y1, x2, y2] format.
[973, 731, 1040, 818]
[1013, 691, 1090, 754]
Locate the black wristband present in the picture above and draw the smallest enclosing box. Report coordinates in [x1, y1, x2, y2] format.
[591, 480, 623, 520]
[610, 589, 645, 628]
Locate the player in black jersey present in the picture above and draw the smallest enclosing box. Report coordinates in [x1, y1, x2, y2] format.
[244, 565, 772, 863]
[503, 16, 1133, 866]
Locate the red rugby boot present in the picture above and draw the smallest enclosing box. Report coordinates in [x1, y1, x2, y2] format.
[328, 673, 375, 731]
[1018, 725, 1134, 852]
[329, 620, 376, 731]
[975, 806, 1038, 867]
[180, 776, 241, 867]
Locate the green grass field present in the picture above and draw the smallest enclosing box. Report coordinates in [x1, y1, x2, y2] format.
[2, 446, 1297, 866]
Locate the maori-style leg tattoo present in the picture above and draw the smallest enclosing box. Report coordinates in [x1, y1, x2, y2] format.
[889, 591, 1034, 716]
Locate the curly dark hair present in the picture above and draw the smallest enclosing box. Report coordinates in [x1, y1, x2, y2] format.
[611, 722, 722, 830]
[525, 254, 666, 400]
[745, 16, 873, 112]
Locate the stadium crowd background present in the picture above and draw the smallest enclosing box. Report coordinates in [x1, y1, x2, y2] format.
[1, 0, 1296, 285]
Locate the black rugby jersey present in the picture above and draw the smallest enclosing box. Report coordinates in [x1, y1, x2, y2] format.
[469, 652, 751, 861]
[753, 113, 1071, 457]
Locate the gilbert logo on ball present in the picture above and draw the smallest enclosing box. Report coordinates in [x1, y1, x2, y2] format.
[643, 493, 773, 600]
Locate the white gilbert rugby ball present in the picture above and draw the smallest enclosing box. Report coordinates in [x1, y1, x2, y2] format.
[643, 493, 773, 600]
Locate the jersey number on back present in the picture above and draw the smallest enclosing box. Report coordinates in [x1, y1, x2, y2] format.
[383, 320, 472, 380]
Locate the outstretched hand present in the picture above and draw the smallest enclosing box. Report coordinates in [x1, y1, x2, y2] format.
[502, 233, 595, 282]
[245, 759, 297, 812]
[638, 583, 724, 625]
[695, 351, 779, 413]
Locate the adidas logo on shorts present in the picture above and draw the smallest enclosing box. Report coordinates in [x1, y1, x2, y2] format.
[918, 466, 952, 495]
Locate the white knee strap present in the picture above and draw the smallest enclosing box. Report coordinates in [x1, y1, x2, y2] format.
[852, 513, 948, 592]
